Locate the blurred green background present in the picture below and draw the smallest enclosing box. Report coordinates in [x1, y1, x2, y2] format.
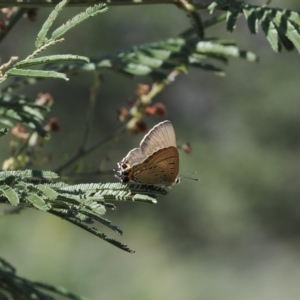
[1, 1, 300, 299]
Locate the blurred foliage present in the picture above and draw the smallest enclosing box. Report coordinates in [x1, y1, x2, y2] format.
[1, 0, 300, 299]
[0, 257, 88, 300]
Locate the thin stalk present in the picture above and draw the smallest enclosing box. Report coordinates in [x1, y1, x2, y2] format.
[0, 0, 208, 9]
[53, 123, 125, 174]
[0, 8, 28, 44]
[81, 75, 101, 149]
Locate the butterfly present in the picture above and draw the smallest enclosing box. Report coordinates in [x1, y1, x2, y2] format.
[115, 120, 180, 188]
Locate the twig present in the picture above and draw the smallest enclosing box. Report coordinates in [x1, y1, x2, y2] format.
[0, 56, 19, 73]
[63, 169, 114, 178]
[13, 133, 33, 158]
[0, 56, 19, 83]
[53, 123, 125, 174]
[140, 68, 184, 105]
[26, 38, 65, 60]
[0, 0, 209, 9]
[0, 8, 28, 44]
[81, 74, 101, 149]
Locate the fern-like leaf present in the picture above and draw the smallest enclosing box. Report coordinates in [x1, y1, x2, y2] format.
[0, 171, 161, 252]
[0, 170, 59, 180]
[0, 256, 87, 300]
[0, 184, 19, 205]
[0, 94, 49, 136]
[26, 193, 50, 211]
[6, 68, 69, 81]
[35, 0, 69, 48]
[3, 26, 257, 92]
[51, 4, 107, 41]
[14, 55, 89, 69]
[209, 0, 300, 53]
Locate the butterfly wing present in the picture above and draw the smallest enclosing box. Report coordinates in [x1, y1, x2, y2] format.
[121, 120, 176, 167]
[131, 146, 179, 186]
[139, 120, 176, 160]
[116, 120, 179, 186]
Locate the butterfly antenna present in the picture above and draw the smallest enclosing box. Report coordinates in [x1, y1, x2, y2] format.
[180, 172, 200, 182]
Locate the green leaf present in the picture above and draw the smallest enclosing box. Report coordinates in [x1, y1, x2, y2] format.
[0, 185, 19, 206]
[133, 53, 164, 68]
[36, 185, 58, 200]
[195, 40, 258, 61]
[51, 4, 107, 41]
[0, 256, 88, 299]
[50, 212, 134, 253]
[243, 6, 259, 34]
[6, 68, 69, 81]
[190, 61, 225, 76]
[287, 10, 300, 27]
[14, 55, 90, 69]
[35, 0, 69, 48]
[282, 20, 300, 52]
[141, 48, 172, 60]
[259, 9, 281, 52]
[124, 63, 152, 76]
[88, 202, 106, 216]
[226, 2, 242, 32]
[22, 106, 44, 121]
[0, 119, 14, 127]
[269, 11, 294, 50]
[27, 194, 50, 211]
[0, 128, 8, 137]
[0, 170, 59, 180]
[208, 2, 219, 14]
[217, 2, 300, 53]
[0, 94, 49, 135]
[103, 36, 258, 77]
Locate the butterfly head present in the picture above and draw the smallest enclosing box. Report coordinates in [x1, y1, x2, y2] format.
[115, 160, 134, 183]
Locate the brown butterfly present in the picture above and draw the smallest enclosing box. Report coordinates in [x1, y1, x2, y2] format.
[115, 120, 180, 188]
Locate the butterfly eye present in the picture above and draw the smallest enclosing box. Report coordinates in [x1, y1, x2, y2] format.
[122, 163, 130, 170]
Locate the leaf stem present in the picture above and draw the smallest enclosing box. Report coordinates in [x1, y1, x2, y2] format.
[53, 123, 125, 174]
[0, 0, 208, 9]
[81, 74, 101, 149]
[0, 8, 28, 44]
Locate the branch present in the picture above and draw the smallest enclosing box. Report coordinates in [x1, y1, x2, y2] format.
[0, 0, 208, 9]
[53, 123, 125, 174]
[0, 8, 28, 44]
